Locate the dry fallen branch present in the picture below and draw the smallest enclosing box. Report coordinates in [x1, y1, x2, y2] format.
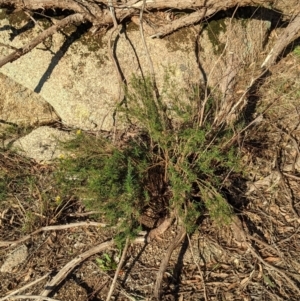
[153, 226, 186, 299]
[0, 221, 107, 248]
[0, 13, 85, 68]
[38, 236, 146, 298]
[0, 273, 51, 301]
[39, 240, 114, 298]
[283, 173, 300, 181]
[0, 0, 276, 39]
[148, 7, 213, 38]
[105, 237, 130, 301]
[3, 296, 61, 301]
[0, 0, 103, 23]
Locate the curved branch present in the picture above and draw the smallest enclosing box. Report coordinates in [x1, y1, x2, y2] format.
[153, 226, 186, 299]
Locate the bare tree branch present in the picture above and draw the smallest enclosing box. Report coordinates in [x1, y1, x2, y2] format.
[0, 13, 85, 68]
[0, 0, 278, 34]
[262, 13, 300, 68]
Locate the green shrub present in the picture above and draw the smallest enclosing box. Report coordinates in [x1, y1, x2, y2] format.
[293, 45, 300, 58]
[56, 132, 150, 235]
[56, 73, 241, 240]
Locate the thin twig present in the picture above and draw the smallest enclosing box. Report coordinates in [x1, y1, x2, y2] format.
[0, 222, 107, 248]
[0, 273, 51, 301]
[187, 234, 209, 301]
[5, 296, 61, 301]
[106, 237, 130, 301]
[14, 195, 26, 218]
[274, 149, 300, 219]
[276, 226, 300, 245]
[96, 269, 141, 301]
[107, 0, 124, 140]
[223, 97, 275, 148]
[139, 0, 155, 81]
[67, 210, 101, 217]
[283, 172, 300, 181]
[248, 234, 284, 258]
[200, 6, 239, 127]
[0, 42, 18, 50]
[248, 245, 300, 294]
[233, 220, 300, 295]
[24, 10, 44, 31]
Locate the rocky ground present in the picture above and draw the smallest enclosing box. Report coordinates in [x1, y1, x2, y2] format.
[1, 1, 300, 300]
